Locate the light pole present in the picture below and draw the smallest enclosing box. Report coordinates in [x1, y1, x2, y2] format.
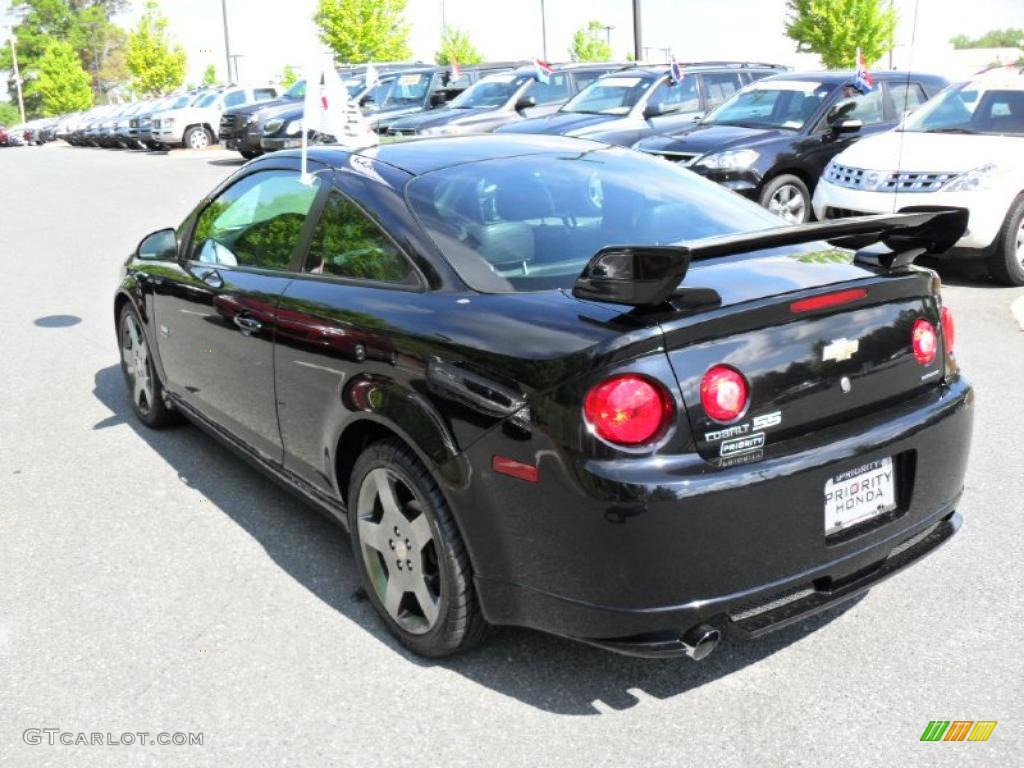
[221, 0, 233, 83]
[540, 0, 547, 60]
[229, 54, 244, 83]
[632, 0, 643, 61]
[602, 25, 615, 48]
[8, 30, 25, 123]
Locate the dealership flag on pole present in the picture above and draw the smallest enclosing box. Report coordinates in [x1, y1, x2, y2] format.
[300, 56, 378, 184]
[533, 57, 553, 84]
[853, 48, 874, 94]
[450, 57, 462, 80]
[669, 56, 683, 85]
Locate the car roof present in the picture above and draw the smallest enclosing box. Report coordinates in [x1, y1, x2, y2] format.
[280, 134, 606, 176]
[765, 70, 940, 84]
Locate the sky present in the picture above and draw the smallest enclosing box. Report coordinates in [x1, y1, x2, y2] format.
[2, 0, 1023, 88]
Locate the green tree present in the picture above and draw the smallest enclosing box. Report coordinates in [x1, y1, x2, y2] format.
[314, 0, 411, 63]
[785, 0, 896, 69]
[569, 20, 612, 62]
[434, 26, 483, 65]
[951, 28, 1024, 49]
[28, 38, 94, 115]
[202, 64, 219, 86]
[0, 102, 22, 125]
[125, 0, 186, 96]
[280, 64, 299, 88]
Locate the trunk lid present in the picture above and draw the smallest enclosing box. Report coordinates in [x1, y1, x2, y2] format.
[658, 248, 945, 459]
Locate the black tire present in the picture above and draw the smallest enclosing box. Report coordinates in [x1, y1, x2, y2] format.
[987, 195, 1024, 286]
[760, 173, 811, 224]
[239, 149, 260, 160]
[183, 126, 212, 150]
[348, 439, 488, 657]
[118, 303, 178, 429]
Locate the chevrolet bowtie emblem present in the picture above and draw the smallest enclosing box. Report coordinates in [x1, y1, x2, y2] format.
[823, 337, 860, 362]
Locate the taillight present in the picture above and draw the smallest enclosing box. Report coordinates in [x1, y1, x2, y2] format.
[700, 365, 749, 423]
[584, 374, 673, 446]
[912, 318, 937, 365]
[940, 305, 955, 354]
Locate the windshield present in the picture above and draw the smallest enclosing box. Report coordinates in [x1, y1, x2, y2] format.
[407, 147, 784, 293]
[704, 80, 832, 130]
[562, 75, 653, 115]
[449, 73, 530, 109]
[901, 81, 1024, 135]
[345, 78, 365, 97]
[285, 79, 306, 99]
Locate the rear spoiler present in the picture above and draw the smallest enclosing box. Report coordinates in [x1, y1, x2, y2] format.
[571, 208, 968, 308]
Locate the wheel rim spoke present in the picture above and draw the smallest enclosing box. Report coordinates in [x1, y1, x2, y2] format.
[408, 512, 432, 551]
[358, 518, 389, 554]
[383, 577, 404, 618]
[371, 470, 402, 521]
[413, 580, 439, 626]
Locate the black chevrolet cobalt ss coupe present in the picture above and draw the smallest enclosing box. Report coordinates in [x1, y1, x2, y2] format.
[114, 134, 972, 659]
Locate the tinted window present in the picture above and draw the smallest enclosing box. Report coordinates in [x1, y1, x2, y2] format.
[192, 171, 319, 270]
[823, 85, 887, 127]
[649, 76, 700, 112]
[407, 148, 784, 293]
[573, 70, 604, 91]
[904, 83, 1024, 135]
[888, 81, 928, 114]
[304, 191, 415, 284]
[700, 72, 743, 109]
[705, 80, 831, 129]
[223, 90, 247, 108]
[196, 93, 218, 108]
[450, 74, 531, 108]
[525, 73, 571, 105]
[254, 88, 277, 101]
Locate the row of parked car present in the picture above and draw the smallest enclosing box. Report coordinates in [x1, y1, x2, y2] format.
[8, 59, 1022, 283]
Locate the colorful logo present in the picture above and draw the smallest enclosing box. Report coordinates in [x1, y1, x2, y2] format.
[920, 721, 997, 742]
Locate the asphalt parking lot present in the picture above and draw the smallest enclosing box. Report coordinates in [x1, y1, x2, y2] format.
[1, 143, 1022, 767]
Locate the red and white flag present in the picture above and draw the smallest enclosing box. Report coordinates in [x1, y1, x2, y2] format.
[533, 57, 554, 84]
[450, 57, 462, 80]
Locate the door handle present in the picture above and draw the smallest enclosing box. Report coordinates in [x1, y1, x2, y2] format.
[201, 270, 223, 289]
[233, 314, 262, 335]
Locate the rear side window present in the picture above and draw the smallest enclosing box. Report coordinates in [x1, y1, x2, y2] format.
[889, 81, 928, 114]
[304, 191, 416, 285]
[192, 171, 319, 270]
[525, 73, 571, 105]
[701, 72, 744, 109]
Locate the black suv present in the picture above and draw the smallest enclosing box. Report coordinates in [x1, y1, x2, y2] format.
[497, 62, 785, 146]
[385, 62, 627, 137]
[634, 70, 948, 222]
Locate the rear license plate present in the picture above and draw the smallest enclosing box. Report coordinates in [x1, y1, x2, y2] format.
[824, 457, 896, 535]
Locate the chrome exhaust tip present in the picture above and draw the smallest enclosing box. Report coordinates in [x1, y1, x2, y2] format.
[681, 624, 721, 661]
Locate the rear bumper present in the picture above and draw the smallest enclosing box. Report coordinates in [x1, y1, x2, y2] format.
[469, 376, 973, 654]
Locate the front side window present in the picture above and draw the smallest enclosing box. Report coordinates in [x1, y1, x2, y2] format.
[223, 90, 247, 108]
[449, 74, 531, 109]
[254, 88, 277, 101]
[196, 93, 218, 108]
[192, 171, 319, 270]
[888, 81, 928, 114]
[524, 73, 570, 105]
[304, 191, 415, 284]
[406, 148, 784, 293]
[823, 84, 887, 127]
[648, 76, 700, 113]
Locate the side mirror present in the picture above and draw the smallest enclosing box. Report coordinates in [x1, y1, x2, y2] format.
[136, 228, 178, 261]
[643, 102, 666, 119]
[515, 95, 538, 112]
[832, 118, 863, 135]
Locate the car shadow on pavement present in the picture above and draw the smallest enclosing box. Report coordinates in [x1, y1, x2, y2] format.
[208, 158, 246, 167]
[93, 363, 862, 716]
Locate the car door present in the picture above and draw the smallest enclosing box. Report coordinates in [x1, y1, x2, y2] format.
[795, 84, 893, 186]
[152, 164, 324, 463]
[274, 174, 426, 494]
[636, 75, 704, 143]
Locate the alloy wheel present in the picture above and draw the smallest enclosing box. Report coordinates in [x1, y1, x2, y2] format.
[768, 184, 807, 224]
[121, 313, 154, 415]
[189, 130, 209, 150]
[1016, 218, 1024, 268]
[356, 468, 441, 634]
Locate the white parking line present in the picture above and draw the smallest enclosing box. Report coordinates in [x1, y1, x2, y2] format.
[1012, 295, 1024, 332]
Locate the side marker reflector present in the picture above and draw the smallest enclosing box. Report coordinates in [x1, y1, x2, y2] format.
[492, 456, 540, 483]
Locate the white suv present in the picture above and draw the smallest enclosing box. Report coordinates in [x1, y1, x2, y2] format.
[151, 85, 280, 150]
[813, 67, 1024, 285]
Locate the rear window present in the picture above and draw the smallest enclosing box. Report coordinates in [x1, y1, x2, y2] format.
[406, 147, 783, 293]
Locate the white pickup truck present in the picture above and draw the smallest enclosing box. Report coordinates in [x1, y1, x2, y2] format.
[150, 85, 280, 149]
